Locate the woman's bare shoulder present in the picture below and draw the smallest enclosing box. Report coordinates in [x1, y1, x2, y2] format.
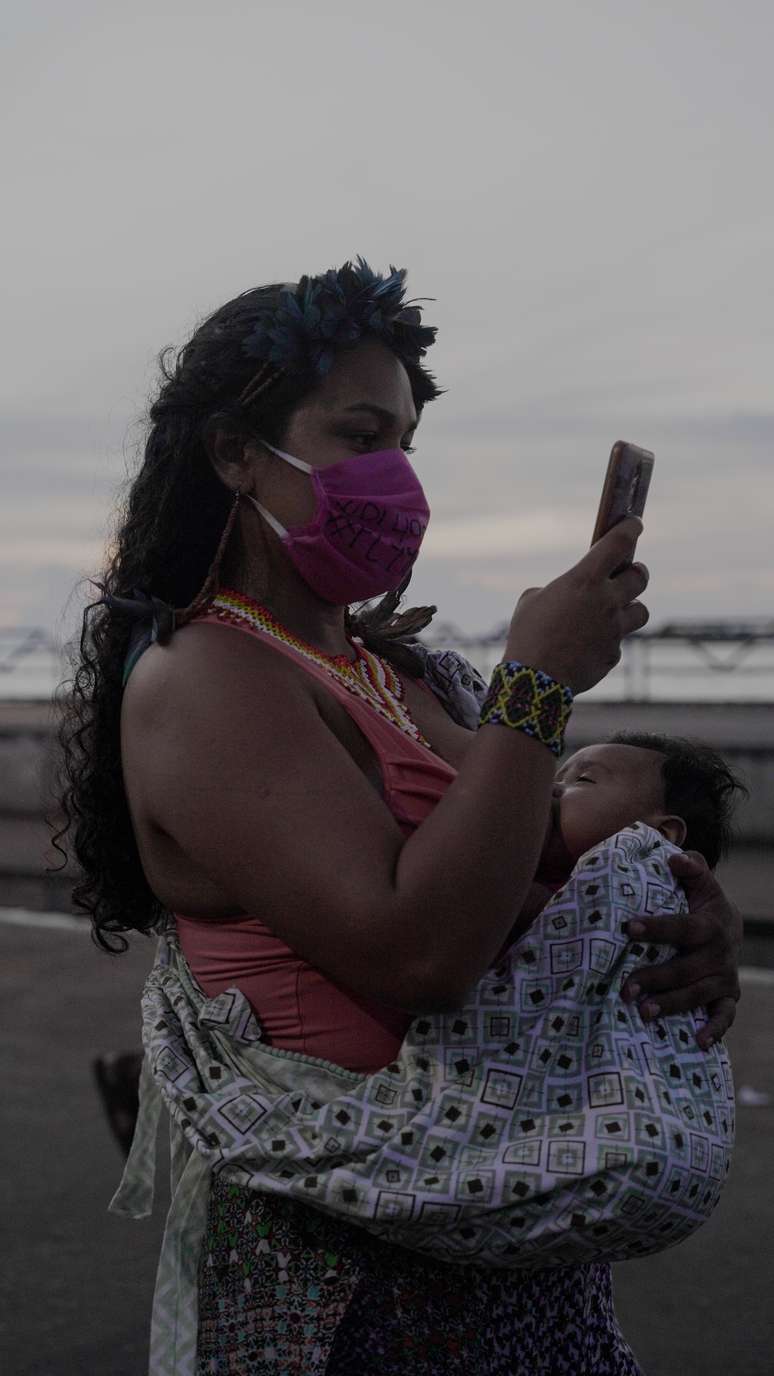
[122, 620, 307, 729]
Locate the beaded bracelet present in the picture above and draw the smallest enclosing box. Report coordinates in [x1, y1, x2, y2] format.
[479, 660, 574, 757]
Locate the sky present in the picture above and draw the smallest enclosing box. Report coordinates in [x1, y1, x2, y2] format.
[1, 0, 772, 649]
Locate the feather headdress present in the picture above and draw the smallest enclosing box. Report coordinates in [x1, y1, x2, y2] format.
[242, 256, 436, 377]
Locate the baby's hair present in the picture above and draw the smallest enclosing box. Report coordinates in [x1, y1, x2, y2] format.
[607, 732, 748, 869]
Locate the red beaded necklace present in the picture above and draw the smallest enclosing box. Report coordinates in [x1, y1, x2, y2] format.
[207, 589, 432, 748]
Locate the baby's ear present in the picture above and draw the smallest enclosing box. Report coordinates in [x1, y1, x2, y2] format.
[656, 814, 687, 848]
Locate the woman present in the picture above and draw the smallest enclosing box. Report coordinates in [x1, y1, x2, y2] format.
[58, 260, 741, 1375]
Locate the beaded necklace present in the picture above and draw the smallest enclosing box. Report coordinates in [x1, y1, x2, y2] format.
[207, 589, 432, 749]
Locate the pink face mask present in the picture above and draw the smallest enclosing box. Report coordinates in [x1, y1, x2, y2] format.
[247, 440, 431, 605]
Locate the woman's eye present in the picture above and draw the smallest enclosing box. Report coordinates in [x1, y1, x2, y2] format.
[403, 444, 416, 455]
[576, 775, 594, 784]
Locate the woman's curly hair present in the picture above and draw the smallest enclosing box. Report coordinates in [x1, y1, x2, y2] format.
[52, 272, 441, 954]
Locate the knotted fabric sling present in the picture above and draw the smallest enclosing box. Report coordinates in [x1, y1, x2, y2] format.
[111, 822, 734, 1376]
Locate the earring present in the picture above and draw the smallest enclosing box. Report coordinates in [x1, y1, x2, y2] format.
[217, 487, 242, 556]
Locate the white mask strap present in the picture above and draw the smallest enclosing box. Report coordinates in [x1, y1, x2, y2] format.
[246, 438, 313, 539]
[246, 493, 288, 539]
[261, 438, 313, 475]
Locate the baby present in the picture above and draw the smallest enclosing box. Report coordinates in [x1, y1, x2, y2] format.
[354, 730, 746, 1265]
[539, 730, 741, 882]
[502, 730, 745, 954]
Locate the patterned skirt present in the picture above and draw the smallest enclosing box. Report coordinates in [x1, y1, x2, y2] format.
[196, 1175, 643, 1376]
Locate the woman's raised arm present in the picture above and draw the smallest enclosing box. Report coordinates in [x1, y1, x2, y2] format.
[129, 519, 647, 1014]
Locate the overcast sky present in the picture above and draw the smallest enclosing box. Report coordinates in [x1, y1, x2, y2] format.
[1, 0, 772, 643]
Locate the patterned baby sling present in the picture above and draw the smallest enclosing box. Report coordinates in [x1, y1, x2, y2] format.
[112, 822, 734, 1376]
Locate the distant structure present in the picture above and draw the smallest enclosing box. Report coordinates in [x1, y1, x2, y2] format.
[0, 627, 55, 668]
[1, 619, 773, 701]
[0, 628, 63, 698]
[420, 618, 774, 699]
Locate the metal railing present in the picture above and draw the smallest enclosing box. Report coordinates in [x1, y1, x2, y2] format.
[419, 619, 774, 700]
[2, 620, 773, 701]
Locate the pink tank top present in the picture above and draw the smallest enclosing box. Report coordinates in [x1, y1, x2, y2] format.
[175, 612, 459, 1073]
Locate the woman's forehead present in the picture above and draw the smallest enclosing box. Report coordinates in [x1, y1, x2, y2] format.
[317, 339, 416, 420]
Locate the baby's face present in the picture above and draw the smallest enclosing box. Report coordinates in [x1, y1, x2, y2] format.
[536, 743, 668, 884]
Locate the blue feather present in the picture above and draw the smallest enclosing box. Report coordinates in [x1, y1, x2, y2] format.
[240, 258, 436, 377]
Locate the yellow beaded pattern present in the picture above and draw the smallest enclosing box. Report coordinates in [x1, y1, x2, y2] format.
[205, 589, 432, 749]
[479, 661, 573, 757]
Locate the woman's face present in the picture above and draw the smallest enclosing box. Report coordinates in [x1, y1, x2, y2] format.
[247, 337, 419, 529]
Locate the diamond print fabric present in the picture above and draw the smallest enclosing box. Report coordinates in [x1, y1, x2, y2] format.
[112, 824, 734, 1373]
[411, 644, 489, 730]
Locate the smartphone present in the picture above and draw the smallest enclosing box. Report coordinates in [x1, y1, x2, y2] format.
[591, 441, 655, 545]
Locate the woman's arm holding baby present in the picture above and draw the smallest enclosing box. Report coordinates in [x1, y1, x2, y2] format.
[497, 852, 741, 1050]
[620, 851, 742, 1050]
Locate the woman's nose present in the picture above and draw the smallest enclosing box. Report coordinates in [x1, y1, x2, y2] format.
[552, 781, 565, 799]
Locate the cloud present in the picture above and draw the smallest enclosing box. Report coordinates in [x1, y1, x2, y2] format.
[426, 399, 774, 449]
[0, 538, 105, 569]
[1, 411, 116, 456]
[1, 0, 772, 646]
[422, 510, 588, 560]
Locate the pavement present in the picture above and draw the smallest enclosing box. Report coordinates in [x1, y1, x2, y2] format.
[1, 911, 772, 1376]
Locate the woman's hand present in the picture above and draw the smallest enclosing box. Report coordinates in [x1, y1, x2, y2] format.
[506, 518, 649, 694]
[620, 851, 743, 1051]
